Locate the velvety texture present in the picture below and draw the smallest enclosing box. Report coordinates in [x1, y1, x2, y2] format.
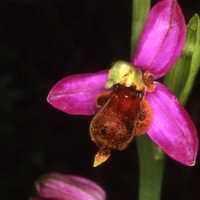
[33, 173, 106, 200]
[132, 0, 186, 79]
[47, 70, 109, 115]
[146, 82, 198, 166]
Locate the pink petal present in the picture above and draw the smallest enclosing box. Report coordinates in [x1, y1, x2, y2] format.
[47, 70, 109, 115]
[35, 173, 106, 200]
[132, 0, 186, 79]
[29, 197, 59, 200]
[145, 82, 198, 166]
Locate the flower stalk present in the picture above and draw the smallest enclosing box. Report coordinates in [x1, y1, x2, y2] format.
[132, 0, 165, 200]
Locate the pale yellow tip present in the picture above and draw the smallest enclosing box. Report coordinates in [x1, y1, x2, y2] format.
[191, 159, 196, 166]
[93, 151, 110, 167]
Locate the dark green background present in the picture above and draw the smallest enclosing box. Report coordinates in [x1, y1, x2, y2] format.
[0, 0, 200, 199]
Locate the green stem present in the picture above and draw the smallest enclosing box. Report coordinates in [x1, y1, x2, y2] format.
[131, 0, 165, 200]
[136, 135, 165, 200]
[131, 0, 150, 55]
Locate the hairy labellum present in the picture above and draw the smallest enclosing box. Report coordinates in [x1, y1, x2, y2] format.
[90, 84, 152, 167]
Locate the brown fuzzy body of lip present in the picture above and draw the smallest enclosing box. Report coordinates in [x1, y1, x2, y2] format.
[90, 84, 152, 159]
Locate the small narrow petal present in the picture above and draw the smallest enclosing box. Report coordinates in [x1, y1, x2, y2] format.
[47, 70, 109, 115]
[145, 82, 198, 166]
[132, 0, 186, 79]
[35, 173, 106, 200]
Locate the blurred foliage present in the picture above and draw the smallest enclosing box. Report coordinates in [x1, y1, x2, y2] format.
[0, 0, 200, 200]
[164, 14, 200, 105]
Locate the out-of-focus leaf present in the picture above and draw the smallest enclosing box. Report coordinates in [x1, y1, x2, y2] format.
[164, 14, 200, 105]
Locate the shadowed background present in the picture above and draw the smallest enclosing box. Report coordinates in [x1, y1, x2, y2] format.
[0, 0, 200, 199]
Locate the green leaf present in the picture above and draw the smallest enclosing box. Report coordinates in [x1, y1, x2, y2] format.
[164, 14, 200, 106]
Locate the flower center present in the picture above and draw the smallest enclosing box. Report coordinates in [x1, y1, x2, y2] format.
[105, 60, 156, 92]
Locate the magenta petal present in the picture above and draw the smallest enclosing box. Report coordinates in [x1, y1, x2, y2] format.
[35, 173, 106, 200]
[145, 82, 198, 166]
[132, 0, 186, 79]
[47, 70, 109, 115]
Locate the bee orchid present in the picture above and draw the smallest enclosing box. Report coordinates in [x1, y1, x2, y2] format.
[47, 0, 198, 167]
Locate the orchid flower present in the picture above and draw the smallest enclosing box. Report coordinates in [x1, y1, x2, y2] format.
[30, 173, 106, 200]
[47, 0, 198, 167]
